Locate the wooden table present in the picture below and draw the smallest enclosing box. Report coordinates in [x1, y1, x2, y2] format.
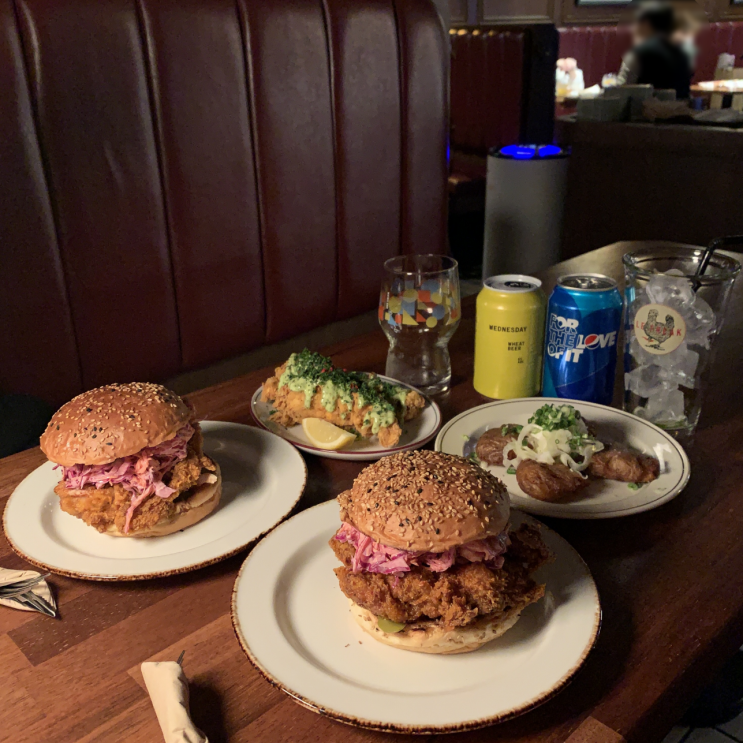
[691, 80, 743, 111]
[2, 242, 743, 743]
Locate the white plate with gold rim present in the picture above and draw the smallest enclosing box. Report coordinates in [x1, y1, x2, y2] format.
[251, 375, 442, 461]
[231, 499, 600, 733]
[436, 398, 690, 519]
[3, 422, 306, 580]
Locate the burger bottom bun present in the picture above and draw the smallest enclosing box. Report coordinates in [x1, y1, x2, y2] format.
[350, 600, 522, 654]
[107, 464, 222, 538]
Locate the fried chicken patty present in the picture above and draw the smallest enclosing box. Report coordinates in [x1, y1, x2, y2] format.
[331, 524, 550, 629]
[55, 428, 217, 534]
[261, 363, 425, 447]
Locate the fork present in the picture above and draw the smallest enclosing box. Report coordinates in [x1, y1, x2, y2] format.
[12, 591, 56, 618]
[0, 573, 50, 598]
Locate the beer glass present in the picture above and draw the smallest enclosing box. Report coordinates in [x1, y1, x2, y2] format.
[379, 255, 461, 395]
[623, 245, 740, 437]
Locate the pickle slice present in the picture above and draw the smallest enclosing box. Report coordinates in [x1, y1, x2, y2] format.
[377, 616, 406, 634]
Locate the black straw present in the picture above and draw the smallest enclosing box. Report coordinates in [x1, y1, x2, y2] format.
[692, 235, 743, 290]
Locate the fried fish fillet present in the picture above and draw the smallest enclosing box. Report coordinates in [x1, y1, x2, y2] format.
[260, 356, 425, 447]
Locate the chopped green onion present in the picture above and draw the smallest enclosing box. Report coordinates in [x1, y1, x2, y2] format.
[627, 483, 641, 491]
[528, 403, 582, 432]
[506, 465, 516, 475]
[467, 451, 481, 465]
[501, 424, 523, 436]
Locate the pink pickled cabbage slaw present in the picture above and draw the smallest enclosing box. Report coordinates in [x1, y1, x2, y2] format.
[58, 423, 195, 533]
[334, 522, 508, 575]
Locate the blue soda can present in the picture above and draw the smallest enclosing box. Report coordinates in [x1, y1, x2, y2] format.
[542, 274, 623, 405]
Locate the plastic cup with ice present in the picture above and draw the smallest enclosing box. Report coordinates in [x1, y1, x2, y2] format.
[625, 270, 716, 428]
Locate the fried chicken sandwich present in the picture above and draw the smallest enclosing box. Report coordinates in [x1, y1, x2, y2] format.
[329, 450, 551, 654]
[40, 383, 221, 537]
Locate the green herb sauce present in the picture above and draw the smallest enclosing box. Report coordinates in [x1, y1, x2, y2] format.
[277, 350, 409, 434]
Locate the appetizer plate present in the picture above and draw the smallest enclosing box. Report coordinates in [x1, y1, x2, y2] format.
[232, 500, 600, 733]
[251, 375, 442, 461]
[436, 398, 690, 519]
[3, 422, 306, 580]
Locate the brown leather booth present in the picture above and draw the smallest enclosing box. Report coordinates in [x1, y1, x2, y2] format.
[449, 24, 558, 183]
[0, 0, 448, 406]
[447, 24, 557, 277]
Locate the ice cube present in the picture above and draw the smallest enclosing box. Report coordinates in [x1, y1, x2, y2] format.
[628, 336, 655, 366]
[685, 295, 716, 349]
[646, 272, 694, 307]
[643, 339, 690, 368]
[625, 287, 649, 316]
[625, 365, 668, 397]
[660, 346, 699, 387]
[644, 383, 686, 424]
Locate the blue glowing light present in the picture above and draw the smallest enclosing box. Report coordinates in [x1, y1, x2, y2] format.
[499, 144, 536, 160]
[498, 144, 565, 160]
[538, 144, 563, 158]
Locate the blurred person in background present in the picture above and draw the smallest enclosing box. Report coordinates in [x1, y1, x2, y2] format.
[617, 1, 692, 98]
[556, 57, 585, 96]
[672, 7, 703, 75]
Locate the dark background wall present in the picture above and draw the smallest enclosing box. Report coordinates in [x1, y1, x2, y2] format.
[449, 0, 742, 27]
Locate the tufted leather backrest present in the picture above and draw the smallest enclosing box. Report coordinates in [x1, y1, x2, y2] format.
[558, 25, 632, 88]
[694, 21, 743, 83]
[558, 21, 743, 88]
[451, 28, 526, 153]
[449, 25, 557, 157]
[0, 0, 448, 405]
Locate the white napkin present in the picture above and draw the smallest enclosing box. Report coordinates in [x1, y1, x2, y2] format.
[141, 661, 209, 743]
[0, 568, 56, 615]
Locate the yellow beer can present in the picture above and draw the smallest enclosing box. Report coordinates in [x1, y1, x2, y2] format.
[473, 274, 546, 399]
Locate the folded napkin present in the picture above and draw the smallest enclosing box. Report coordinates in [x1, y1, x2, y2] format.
[142, 661, 209, 743]
[0, 568, 57, 617]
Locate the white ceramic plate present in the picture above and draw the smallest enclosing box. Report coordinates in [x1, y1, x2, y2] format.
[3, 422, 306, 580]
[436, 397, 690, 519]
[251, 375, 442, 461]
[231, 500, 600, 733]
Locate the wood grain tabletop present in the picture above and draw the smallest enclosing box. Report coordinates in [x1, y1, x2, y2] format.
[2, 242, 742, 743]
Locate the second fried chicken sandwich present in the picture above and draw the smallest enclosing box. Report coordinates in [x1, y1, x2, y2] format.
[40, 383, 221, 538]
[330, 450, 551, 654]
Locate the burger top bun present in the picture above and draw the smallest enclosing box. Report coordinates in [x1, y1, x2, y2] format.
[338, 450, 510, 552]
[40, 383, 192, 467]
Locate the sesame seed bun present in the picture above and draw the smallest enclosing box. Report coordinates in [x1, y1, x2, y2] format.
[40, 383, 192, 466]
[106, 464, 222, 538]
[338, 450, 509, 552]
[350, 600, 522, 654]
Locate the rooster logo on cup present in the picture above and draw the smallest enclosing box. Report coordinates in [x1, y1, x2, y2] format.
[642, 308, 675, 350]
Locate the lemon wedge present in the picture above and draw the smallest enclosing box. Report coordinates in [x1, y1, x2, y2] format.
[301, 419, 357, 450]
